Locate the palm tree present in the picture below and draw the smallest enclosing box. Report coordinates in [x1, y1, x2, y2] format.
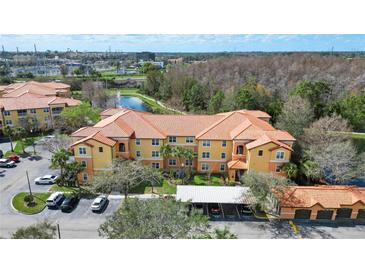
[160, 144, 173, 169]
[51, 148, 71, 179]
[13, 127, 27, 154]
[3, 125, 14, 152]
[300, 159, 320, 184]
[281, 162, 298, 179]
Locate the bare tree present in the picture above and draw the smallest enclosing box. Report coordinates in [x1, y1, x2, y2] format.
[42, 134, 72, 154]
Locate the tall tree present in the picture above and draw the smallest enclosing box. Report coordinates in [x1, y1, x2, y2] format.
[276, 96, 314, 139]
[12, 220, 57, 239]
[208, 90, 225, 114]
[3, 125, 15, 152]
[99, 198, 209, 239]
[92, 160, 161, 198]
[50, 148, 71, 178]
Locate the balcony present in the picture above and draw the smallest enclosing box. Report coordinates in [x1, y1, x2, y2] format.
[232, 153, 246, 161]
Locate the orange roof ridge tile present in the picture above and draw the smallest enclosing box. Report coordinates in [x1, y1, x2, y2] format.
[195, 111, 236, 139]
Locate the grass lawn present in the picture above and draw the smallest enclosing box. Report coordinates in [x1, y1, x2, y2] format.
[192, 174, 222, 186]
[352, 132, 365, 153]
[131, 180, 177, 195]
[49, 184, 80, 193]
[4, 142, 24, 157]
[12, 192, 51, 214]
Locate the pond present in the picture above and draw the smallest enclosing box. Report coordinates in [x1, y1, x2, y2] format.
[119, 96, 149, 111]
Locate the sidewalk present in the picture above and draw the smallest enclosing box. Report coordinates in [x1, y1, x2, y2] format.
[108, 193, 176, 200]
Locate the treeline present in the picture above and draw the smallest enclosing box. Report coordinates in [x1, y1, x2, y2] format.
[143, 53, 365, 131]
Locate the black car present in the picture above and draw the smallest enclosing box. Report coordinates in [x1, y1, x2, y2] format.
[60, 196, 79, 212]
[0, 150, 3, 158]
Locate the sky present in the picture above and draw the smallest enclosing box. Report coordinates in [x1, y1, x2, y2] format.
[1, 34, 365, 52]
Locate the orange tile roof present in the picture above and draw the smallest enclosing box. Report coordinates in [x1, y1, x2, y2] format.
[227, 160, 248, 170]
[280, 185, 365, 209]
[71, 108, 295, 147]
[245, 135, 293, 151]
[1, 81, 69, 98]
[0, 93, 80, 111]
[72, 131, 116, 147]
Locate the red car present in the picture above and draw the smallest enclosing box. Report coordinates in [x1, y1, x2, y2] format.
[7, 154, 20, 163]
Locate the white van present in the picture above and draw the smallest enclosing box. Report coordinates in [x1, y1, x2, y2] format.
[46, 192, 65, 207]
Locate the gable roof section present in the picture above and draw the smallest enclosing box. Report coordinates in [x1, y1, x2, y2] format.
[279, 185, 365, 209]
[245, 135, 293, 151]
[2, 81, 69, 98]
[72, 131, 116, 147]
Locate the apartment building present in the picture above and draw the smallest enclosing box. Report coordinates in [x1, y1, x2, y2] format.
[0, 81, 80, 132]
[71, 108, 295, 183]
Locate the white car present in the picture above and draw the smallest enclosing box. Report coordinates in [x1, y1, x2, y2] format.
[0, 159, 15, 168]
[91, 195, 108, 212]
[46, 192, 65, 207]
[34, 175, 58, 185]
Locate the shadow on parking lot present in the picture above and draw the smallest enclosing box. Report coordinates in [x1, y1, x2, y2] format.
[297, 224, 335, 239]
[262, 220, 298, 239]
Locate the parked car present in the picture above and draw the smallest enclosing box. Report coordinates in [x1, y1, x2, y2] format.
[91, 195, 108, 212]
[7, 154, 20, 163]
[38, 135, 55, 144]
[60, 195, 79, 212]
[241, 205, 253, 215]
[34, 175, 58, 185]
[0, 150, 3, 158]
[46, 192, 65, 208]
[209, 203, 221, 218]
[0, 159, 15, 168]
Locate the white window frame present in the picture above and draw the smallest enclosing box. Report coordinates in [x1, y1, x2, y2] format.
[185, 159, 193, 166]
[152, 162, 160, 169]
[30, 108, 36, 114]
[83, 173, 88, 181]
[221, 152, 226, 159]
[222, 140, 227, 147]
[152, 151, 160, 158]
[201, 163, 209, 171]
[168, 136, 177, 143]
[152, 139, 160, 146]
[186, 136, 194, 144]
[79, 147, 87, 155]
[168, 159, 177, 166]
[258, 150, 264, 157]
[220, 164, 225, 171]
[5, 120, 12, 125]
[275, 165, 282, 173]
[136, 151, 141, 158]
[4, 111, 10, 116]
[202, 152, 210, 159]
[80, 160, 87, 168]
[135, 138, 141, 145]
[202, 140, 211, 147]
[276, 151, 285, 160]
[43, 108, 50, 113]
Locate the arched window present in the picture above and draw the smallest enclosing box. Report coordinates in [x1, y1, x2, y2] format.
[236, 145, 244, 155]
[119, 143, 126, 152]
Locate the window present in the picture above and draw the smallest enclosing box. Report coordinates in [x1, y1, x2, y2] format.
[43, 108, 49, 113]
[275, 165, 281, 173]
[17, 109, 27, 117]
[258, 150, 264, 156]
[152, 162, 160, 169]
[98, 147, 103, 153]
[202, 152, 210, 159]
[222, 140, 227, 147]
[168, 159, 177, 166]
[119, 143, 126, 152]
[30, 109, 36, 114]
[185, 159, 193, 166]
[79, 147, 86, 155]
[186, 136, 194, 143]
[152, 151, 160, 158]
[276, 151, 285, 160]
[5, 120, 12, 125]
[202, 140, 211, 147]
[221, 152, 226, 159]
[80, 160, 87, 167]
[52, 107, 63, 115]
[83, 173, 88, 182]
[4, 111, 10, 116]
[201, 163, 209, 171]
[168, 136, 176, 143]
[135, 139, 141, 145]
[220, 164, 225, 171]
[136, 151, 141, 158]
[152, 139, 159, 146]
[236, 145, 244, 155]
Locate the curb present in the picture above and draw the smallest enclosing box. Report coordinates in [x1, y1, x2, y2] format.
[10, 193, 46, 215]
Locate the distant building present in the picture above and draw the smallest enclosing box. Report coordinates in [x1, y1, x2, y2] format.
[11, 66, 61, 77]
[168, 57, 183, 64]
[138, 60, 164, 68]
[136, 52, 155, 62]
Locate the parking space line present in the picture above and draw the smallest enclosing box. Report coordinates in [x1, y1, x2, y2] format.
[289, 220, 303, 239]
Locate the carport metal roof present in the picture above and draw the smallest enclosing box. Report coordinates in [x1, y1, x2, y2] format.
[176, 185, 255, 204]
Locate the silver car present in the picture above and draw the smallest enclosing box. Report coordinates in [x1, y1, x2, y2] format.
[0, 159, 15, 168]
[91, 195, 108, 212]
[34, 175, 59, 185]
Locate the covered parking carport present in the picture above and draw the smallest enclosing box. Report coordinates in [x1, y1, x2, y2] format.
[176, 185, 255, 221]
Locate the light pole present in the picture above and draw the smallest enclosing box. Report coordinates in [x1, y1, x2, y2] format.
[57, 223, 61, 239]
[26, 171, 33, 198]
